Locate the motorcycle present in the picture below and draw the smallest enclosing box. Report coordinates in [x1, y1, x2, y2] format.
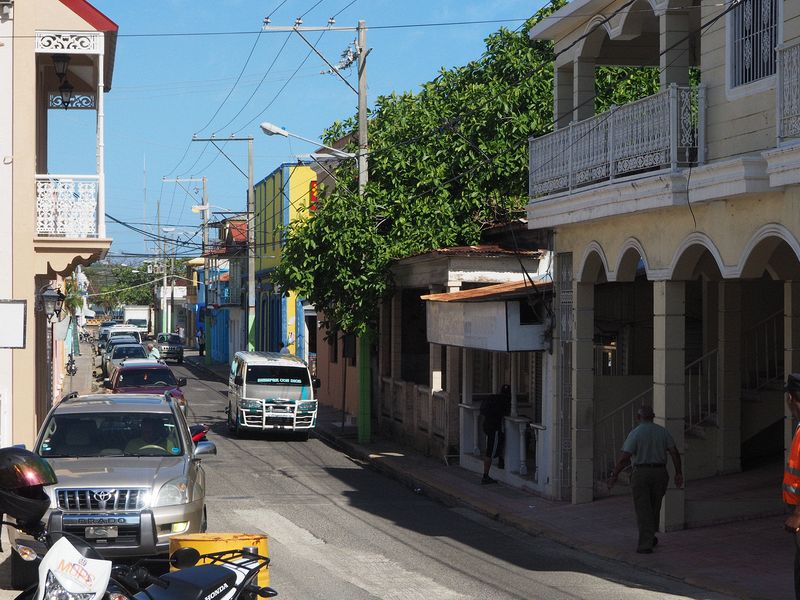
[7, 519, 277, 600]
[189, 423, 211, 444]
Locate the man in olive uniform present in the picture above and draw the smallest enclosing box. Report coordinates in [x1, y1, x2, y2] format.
[607, 405, 683, 554]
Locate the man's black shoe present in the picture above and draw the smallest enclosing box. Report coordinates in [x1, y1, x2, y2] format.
[636, 548, 653, 554]
[481, 475, 498, 485]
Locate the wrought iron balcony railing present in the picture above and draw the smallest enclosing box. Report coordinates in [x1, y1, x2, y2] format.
[35, 174, 101, 238]
[529, 84, 705, 198]
[777, 41, 800, 143]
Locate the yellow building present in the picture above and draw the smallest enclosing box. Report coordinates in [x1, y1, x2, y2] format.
[253, 163, 317, 360]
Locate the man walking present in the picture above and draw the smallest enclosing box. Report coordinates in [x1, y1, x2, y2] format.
[607, 405, 683, 554]
[480, 385, 511, 485]
[782, 373, 800, 599]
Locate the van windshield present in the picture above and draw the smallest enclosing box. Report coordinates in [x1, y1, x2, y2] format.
[246, 365, 309, 386]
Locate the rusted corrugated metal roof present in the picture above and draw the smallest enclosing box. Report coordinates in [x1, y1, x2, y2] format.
[421, 278, 551, 302]
[402, 244, 543, 261]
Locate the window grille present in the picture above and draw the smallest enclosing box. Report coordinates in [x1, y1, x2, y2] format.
[730, 0, 778, 88]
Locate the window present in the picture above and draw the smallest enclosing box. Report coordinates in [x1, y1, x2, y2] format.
[729, 0, 778, 89]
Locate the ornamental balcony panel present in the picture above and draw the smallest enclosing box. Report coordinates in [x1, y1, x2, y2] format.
[777, 41, 800, 143]
[35, 175, 100, 238]
[529, 84, 706, 199]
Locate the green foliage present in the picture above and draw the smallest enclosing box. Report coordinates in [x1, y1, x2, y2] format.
[273, 0, 657, 335]
[88, 265, 154, 313]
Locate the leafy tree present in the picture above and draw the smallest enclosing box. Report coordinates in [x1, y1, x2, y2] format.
[87, 265, 154, 313]
[273, 1, 660, 336]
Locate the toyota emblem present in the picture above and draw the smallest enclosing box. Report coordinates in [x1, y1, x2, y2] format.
[93, 490, 113, 503]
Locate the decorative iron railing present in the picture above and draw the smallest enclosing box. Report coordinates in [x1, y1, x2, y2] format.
[777, 41, 800, 142]
[685, 349, 718, 432]
[35, 175, 100, 238]
[529, 84, 705, 198]
[741, 310, 783, 390]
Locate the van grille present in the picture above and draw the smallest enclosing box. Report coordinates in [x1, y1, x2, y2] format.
[56, 488, 148, 511]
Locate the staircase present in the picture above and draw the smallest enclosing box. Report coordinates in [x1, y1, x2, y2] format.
[595, 350, 718, 484]
[741, 310, 783, 392]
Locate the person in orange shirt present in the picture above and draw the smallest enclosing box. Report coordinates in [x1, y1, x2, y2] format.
[783, 373, 800, 600]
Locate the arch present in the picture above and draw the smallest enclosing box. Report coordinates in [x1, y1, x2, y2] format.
[578, 242, 610, 283]
[737, 224, 800, 280]
[575, 16, 613, 59]
[612, 0, 658, 40]
[669, 232, 726, 281]
[615, 238, 650, 282]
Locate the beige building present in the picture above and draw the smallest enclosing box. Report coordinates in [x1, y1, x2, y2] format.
[2, 0, 117, 447]
[527, 0, 800, 529]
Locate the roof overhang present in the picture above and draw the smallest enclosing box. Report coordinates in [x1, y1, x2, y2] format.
[529, 0, 607, 42]
[59, 0, 119, 90]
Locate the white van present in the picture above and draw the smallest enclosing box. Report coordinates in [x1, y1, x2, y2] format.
[226, 351, 320, 439]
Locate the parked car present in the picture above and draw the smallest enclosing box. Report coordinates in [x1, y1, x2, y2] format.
[156, 333, 184, 363]
[104, 343, 149, 380]
[104, 359, 189, 412]
[7, 392, 216, 588]
[96, 335, 138, 377]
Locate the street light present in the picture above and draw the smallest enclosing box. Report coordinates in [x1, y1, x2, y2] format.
[39, 286, 65, 323]
[260, 122, 353, 158]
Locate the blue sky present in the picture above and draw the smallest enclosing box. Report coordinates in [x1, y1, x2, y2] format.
[49, 0, 545, 260]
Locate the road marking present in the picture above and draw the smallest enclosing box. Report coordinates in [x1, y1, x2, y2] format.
[236, 509, 467, 599]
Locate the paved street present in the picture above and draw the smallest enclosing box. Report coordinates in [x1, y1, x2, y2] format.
[168, 363, 731, 599]
[0, 355, 737, 598]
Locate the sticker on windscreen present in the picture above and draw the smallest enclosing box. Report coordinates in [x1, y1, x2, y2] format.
[171, 447, 180, 454]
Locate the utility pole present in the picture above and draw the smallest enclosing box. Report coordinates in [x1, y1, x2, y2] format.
[162, 176, 205, 340]
[201, 177, 211, 365]
[192, 136, 256, 351]
[265, 19, 373, 443]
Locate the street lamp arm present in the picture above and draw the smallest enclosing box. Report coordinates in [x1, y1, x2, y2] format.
[260, 122, 353, 158]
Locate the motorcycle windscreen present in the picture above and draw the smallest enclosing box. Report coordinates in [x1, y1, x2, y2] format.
[36, 536, 111, 600]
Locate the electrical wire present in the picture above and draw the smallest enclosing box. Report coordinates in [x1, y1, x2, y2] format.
[299, 0, 328, 20]
[331, 0, 358, 20]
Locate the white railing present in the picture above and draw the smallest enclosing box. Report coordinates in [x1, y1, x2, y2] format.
[685, 349, 718, 432]
[594, 387, 653, 481]
[741, 310, 783, 390]
[416, 386, 431, 432]
[431, 390, 446, 437]
[530, 84, 705, 198]
[777, 41, 800, 143]
[35, 175, 100, 238]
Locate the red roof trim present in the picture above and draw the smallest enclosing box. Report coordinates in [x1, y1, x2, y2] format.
[59, 0, 118, 32]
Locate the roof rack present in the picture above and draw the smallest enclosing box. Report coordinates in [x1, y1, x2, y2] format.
[60, 392, 79, 403]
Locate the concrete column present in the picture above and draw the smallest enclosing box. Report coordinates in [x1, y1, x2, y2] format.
[785, 283, 800, 451]
[573, 58, 596, 122]
[554, 65, 574, 130]
[717, 281, 742, 474]
[660, 11, 691, 88]
[571, 281, 594, 504]
[653, 280, 686, 531]
[446, 345, 461, 451]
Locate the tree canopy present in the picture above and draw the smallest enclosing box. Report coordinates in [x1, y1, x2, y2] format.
[272, 2, 660, 336]
[85, 264, 154, 313]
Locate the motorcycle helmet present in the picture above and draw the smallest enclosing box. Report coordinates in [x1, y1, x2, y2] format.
[0, 447, 56, 525]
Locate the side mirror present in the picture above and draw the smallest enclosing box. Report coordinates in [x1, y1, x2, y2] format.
[313, 378, 321, 389]
[170, 547, 200, 569]
[193, 440, 217, 458]
[234, 375, 243, 386]
[177, 377, 187, 387]
[102, 379, 113, 389]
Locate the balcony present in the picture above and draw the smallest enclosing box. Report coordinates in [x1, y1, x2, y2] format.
[529, 84, 705, 199]
[777, 41, 800, 143]
[35, 175, 101, 238]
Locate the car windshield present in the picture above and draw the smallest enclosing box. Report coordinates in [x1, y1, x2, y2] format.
[159, 334, 182, 345]
[38, 412, 183, 458]
[112, 345, 147, 359]
[117, 368, 177, 388]
[245, 365, 310, 386]
[127, 319, 147, 327]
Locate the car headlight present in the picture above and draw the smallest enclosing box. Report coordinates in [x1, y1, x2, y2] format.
[44, 570, 96, 600]
[154, 478, 189, 507]
[240, 399, 261, 410]
[298, 401, 317, 412]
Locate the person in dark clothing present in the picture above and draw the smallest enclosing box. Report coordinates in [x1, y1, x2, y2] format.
[196, 329, 205, 357]
[480, 384, 511, 484]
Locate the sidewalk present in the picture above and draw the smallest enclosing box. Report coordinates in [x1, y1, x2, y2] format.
[184, 354, 792, 600]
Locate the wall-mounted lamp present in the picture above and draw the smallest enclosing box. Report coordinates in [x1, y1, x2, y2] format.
[58, 79, 74, 110]
[38, 285, 65, 322]
[52, 54, 70, 81]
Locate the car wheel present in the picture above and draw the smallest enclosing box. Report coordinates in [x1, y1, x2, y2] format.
[11, 547, 38, 590]
[227, 404, 239, 436]
[177, 358, 183, 364]
[298, 430, 310, 442]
